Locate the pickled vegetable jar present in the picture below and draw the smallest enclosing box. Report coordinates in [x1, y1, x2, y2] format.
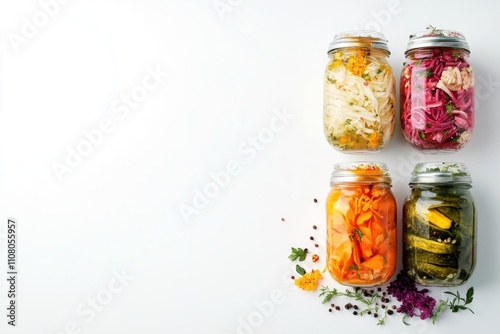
[326, 162, 397, 286]
[400, 29, 474, 151]
[323, 31, 396, 152]
[403, 162, 476, 286]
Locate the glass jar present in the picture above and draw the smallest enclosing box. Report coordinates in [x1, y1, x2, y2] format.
[326, 162, 397, 286]
[403, 162, 476, 286]
[400, 29, 474, 151]
[323, 31, 396, 152]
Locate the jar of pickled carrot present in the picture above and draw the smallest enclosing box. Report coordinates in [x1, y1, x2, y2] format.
[326, 162, 397, 286]
[323, 31, 396, 152]
[400, 28, 474, 151]
[403, 162, 476, 286]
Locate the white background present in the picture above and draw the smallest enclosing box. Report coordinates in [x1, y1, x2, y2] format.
[0, 0, 499, 333]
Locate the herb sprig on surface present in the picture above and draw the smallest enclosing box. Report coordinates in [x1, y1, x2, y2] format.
[432, 287, 474, 324]
[319, 286, 392, 325]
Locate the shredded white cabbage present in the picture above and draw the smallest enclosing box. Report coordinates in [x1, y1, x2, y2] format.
[323, 51, 396, 151]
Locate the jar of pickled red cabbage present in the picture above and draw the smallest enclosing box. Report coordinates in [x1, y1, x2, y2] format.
[323, 31, 396, 152]
[400, 29, 474, 151]
[403, 162, 476, 286]
[326, 162, 397, 286]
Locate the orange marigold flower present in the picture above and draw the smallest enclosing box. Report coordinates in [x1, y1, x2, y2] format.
[294, 270, 323, 291]
[346, 50, 367, 77]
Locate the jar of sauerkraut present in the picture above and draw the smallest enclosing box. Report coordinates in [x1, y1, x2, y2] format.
[323, 31, 396, 152]
[403, 162, 476, 286]
[401, 29, 474, 151]
[326, 162, 397, 286]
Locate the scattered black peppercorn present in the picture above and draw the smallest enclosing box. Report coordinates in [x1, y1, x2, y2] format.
[314, 244, 319, 247]
[281, 218, 285, 222]
[310, 236, 314, 240]
[312, 225, 317, 229]
[314, 198, 318, 203]
[329, 308, 332, 312]
[291, 276, 295, 280]
[373, 313, 379, 318]
[367, 311, 372, 315]
[335, 306, 340, 311]
[381, 304, 386, 309]
[353, 305, 359, 310]
[387, 310, 394, 315]
[353, 311, 358, 315]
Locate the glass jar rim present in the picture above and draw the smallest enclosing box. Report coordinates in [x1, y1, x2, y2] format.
[327, 30, 390, 55]
[405, 29, 470, 54]
[410, 162, 472, 185]
[330, 161, 392, 184]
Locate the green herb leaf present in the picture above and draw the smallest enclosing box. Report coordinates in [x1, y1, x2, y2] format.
[446, 102, 455, 116]
[288, 247, 307, 261]
[319, 286, 338, 304]
[466, 287, 474, 304]
[444, 291, 458, 298]
[417, 68, 433, 78]
[296, 264, 306, 276]
[350, 228, 363, 241]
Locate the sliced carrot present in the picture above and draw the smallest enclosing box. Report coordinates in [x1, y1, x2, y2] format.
[359, 235, 374, 260]
[360, 254, 385, 272]
[351, 238, 362, 265]
[356, 211, 372, 225]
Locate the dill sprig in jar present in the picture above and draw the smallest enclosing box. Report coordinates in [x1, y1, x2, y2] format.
[323, 31, 396, 152]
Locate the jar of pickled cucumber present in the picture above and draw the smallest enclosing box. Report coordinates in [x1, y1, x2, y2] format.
[323, 31, 396, 152]
[403, 162, 476, 286]
[326, 162, 397, 286]
[400, 29, 474, 151]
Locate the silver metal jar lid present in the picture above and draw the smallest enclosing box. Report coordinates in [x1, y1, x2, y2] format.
[327, 30, 390, 55]
[330, 161, 392, 185]
[405, 29, 470, 54]
[410, 162, 472, 185]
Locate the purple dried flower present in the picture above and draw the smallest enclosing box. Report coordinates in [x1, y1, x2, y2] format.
[388, 270, 437, 320]
[417, 295, 436, 320]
